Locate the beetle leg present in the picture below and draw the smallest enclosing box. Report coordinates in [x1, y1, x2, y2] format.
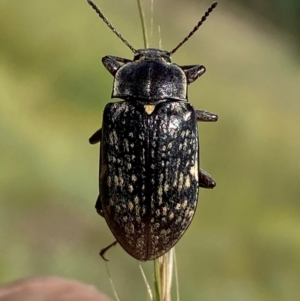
[95, 195, 104, 216]
[102, 55, 132, 76]
[181, 65, 206, 84]
[199, 168, 216, 188]
[89, 128, 102, 144]
[100, 240, 118, 261]
[196, 110, 218, 122]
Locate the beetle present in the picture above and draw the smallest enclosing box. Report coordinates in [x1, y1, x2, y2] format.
[87, 0, 218, 261]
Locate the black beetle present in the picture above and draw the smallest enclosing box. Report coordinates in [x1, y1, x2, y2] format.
[88, 0, 218, 261]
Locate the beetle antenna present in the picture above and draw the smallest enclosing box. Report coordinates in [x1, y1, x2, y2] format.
[87, 0, 136, 53]
[169, 2, 218, 55]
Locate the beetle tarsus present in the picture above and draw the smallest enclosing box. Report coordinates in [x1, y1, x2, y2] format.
[100, 240, 118, 261]
[89, 128, 102, 144]
[196, 110, 218, 122]
[199, 168, 216, 188]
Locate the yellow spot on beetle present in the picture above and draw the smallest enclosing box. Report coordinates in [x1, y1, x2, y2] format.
[144, 105, 156, 115]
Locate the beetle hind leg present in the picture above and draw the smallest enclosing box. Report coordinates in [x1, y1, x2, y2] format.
[89, 128, 102, 144]
[199, 168, 216, 188]
[100, 240, 118, 261]
[196, 110, 218, 122]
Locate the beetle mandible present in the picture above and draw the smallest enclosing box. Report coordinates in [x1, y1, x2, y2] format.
[87, 0, 218, 261]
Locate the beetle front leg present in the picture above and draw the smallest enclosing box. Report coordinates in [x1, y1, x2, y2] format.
[199, 168, 216, 188]
[102, 55, 132, 76]
[89, 128, 102, 144]
[196, 110, 218, 122]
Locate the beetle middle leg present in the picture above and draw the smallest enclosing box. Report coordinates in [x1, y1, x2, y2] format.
[95, 196, 118, 260]
[95, 194, 104, 216]
[196, 110, 218, 122]
[199, 168, 216, 188]
[89, 128, 102, 144]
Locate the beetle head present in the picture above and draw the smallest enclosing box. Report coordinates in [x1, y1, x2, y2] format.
[133, 49, 171, 63]
[88, 0, 217, 103]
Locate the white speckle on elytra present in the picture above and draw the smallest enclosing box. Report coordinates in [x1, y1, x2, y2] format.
[182, 200, 188, 209]
[125, 223, 134, 235]
[158, 195, 163, 205]
[189, 210, 195, 217]
[158, 186, 163, 196]
[178, 172, 184, 191]
[159, 174, 164, 182]
[175, 216, 182, 224]
[124, 139, 130, 152]
[135, 206, 140, 216]
[190, 164, 198, 181]
[128, 185, 134, 193]
[128, 201, 134, 211]
[185, 176, 191, 188]
[107, 176, 112, 187]
[162, 207, 167, 216]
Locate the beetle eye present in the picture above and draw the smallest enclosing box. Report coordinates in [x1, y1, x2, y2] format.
[162, 55, 171, 62]
[134, 54, 142, 60]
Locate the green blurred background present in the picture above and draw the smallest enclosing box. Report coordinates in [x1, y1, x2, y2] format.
[1, 0, 300, 300]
